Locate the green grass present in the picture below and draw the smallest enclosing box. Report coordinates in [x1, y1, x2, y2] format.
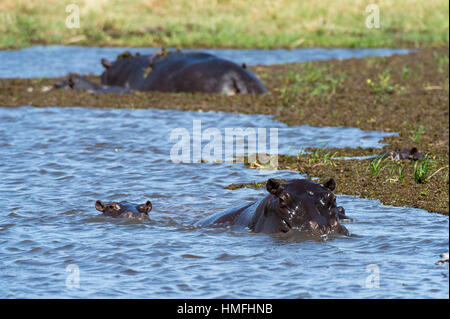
[398, 164, 406, 183]
[401, 66, 410, 79]
[368, 154, 388, 177]
[0, 0, 448, 49]
[434, 51, 450, 72]
[280, 63, 346, 106]
[410, 124, 426, 143]
[366, 68, 395, 94]
[304, 147, 337, 165]
[414, 157, 432, 183]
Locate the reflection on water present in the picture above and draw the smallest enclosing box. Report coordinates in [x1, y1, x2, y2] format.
[0, 106, 447, 298]
[0, 45, 413, 78]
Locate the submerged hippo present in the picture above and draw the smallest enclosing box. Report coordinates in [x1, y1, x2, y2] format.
[95, 200, 152, 220]
[196, 178, 350, 236]
[54, 75, 133, 94]
[54, 49, 267, 95]
[379, 147, 425, 161]
[99, 49, 267, 94]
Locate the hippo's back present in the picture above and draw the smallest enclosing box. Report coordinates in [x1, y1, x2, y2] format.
[102, 51, 267, 94]
[195, 202, 254, 227]
[101, 55, 152, 89]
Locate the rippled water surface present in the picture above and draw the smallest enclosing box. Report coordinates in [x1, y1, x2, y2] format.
[0, 106, 448, 298]
[0, 46, 412, 78]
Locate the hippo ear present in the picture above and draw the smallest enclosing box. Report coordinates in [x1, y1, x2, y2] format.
[138, 200, 152, 214]
[95, 200, 105, 212]
[321, 178, 336, 191]
[144, 200, 152, 214]
[266, 179, 284, 196]
[241, 63, 247, 69]
[101, 58, 112, 69]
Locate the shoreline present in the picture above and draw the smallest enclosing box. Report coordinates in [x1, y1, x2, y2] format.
[0, 46, 448, 214]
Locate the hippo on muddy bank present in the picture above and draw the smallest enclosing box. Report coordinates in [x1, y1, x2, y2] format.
[55, 49, 267, 95]
[54, 75, 134, 94]
[379, 147, 425, 161]
[95, 200, 152, 220]
[196, 178, 350, 237]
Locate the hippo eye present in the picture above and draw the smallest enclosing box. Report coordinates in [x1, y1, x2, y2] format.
[318, 192, 336, 208]
[279, 192, 291, 207]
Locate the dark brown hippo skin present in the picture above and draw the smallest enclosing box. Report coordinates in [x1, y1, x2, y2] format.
[379, 147, 425, 161]
[54, 75, 133, 94]
[99, 50, 267, 94]
[196, 178, 350, 236]
[95, 200, 152, 220]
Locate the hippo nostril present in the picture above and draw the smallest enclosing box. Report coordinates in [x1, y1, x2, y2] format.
[329, 219, 338, 227]
[309, 220, 318, 229]
[283, 219, 292, 229]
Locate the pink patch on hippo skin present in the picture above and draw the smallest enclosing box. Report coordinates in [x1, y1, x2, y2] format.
[124, 211, 134, 218]
[309, 220, 318, 229]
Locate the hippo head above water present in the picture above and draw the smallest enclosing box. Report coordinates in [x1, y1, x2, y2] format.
[95, 200, 152, 220]
[197, 177, 350, 238]
[257, 178, 349, 236]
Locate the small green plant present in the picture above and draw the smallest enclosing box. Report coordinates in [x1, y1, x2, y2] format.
[378, 69, 395, 93]
[398, 164, 406, 183]
[366, 69, 395, 94]
[280, 70, 303, 106]
[297, 148, 304, 161]
[433, 51, 449, 73]
[401, 66, 410, 79]
[410, 124, 425, 143]
[309, 82, 330, 98]
[281, 64, 345, 102]
[368, 154, 388, 177]
[309, 148, 322, 165]
[355, 168, 360, 180]
[387, 164, 396, 178]
[414, 157, 431, 183]
[322, 151, 338, 164]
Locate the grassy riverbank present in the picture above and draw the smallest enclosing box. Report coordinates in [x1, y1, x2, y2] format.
[0, 47, 448, 214]
[0, 0, 448, 49]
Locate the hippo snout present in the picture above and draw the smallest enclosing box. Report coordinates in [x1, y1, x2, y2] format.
[308, 218, 349, 237]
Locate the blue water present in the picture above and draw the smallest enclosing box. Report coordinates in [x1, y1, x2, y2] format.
[0, 106, 447, 298]
[0, 45, 413, 78]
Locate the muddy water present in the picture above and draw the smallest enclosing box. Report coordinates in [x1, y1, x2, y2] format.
[0, 45, 412, 78]
[0, 106, 447, 298]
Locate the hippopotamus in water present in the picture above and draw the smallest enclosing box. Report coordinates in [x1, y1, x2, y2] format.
[196, 178, 350, 237]
[379, 147, 425, 161]
[54, 75, 133, 94]
[95, 200, 152, 220]
[98, 49, 267, 94]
